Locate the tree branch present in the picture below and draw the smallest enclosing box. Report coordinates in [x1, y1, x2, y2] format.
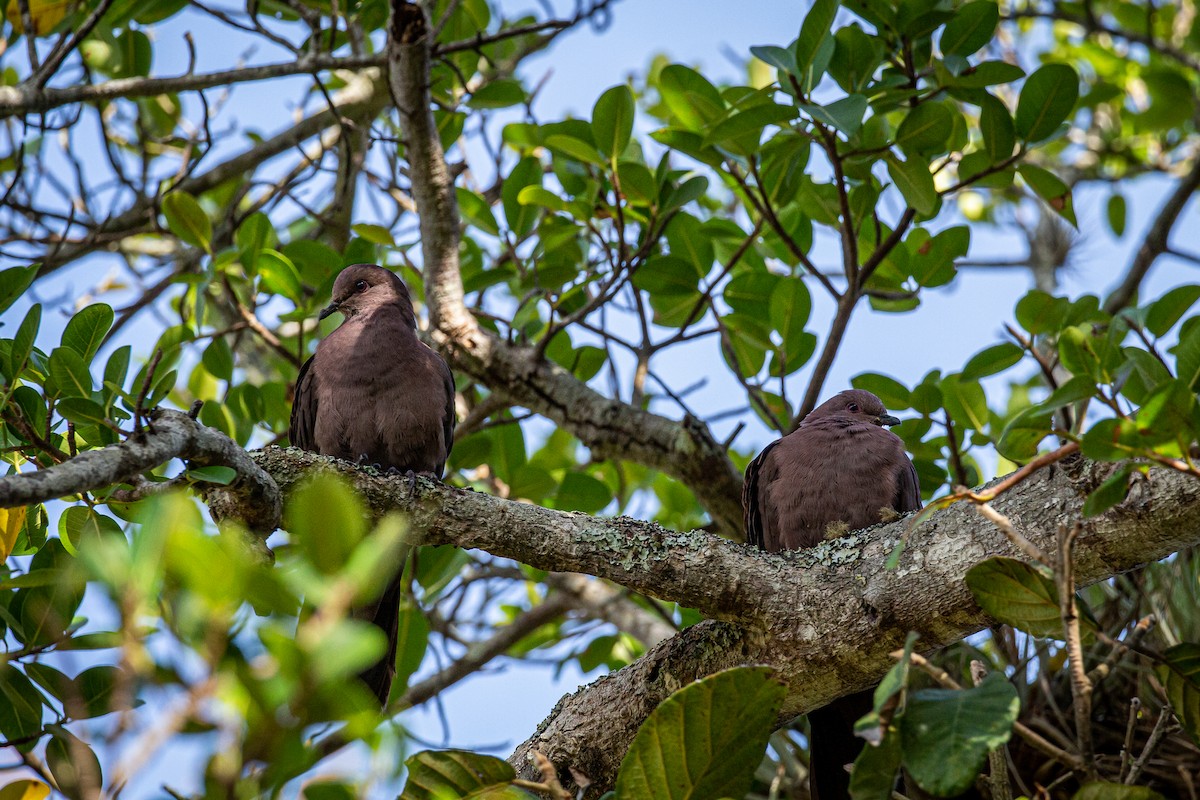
[385, 0, 745, 537]
[1104, 150, 1200, 314]
[247, 447, 1200, 793]
[0, 409, 279, 551]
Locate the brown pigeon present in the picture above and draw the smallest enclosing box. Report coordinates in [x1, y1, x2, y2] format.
[743, 389, 920, 799]
[290, 263, 456, 705]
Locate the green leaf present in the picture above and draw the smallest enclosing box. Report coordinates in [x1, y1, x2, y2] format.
[593, 84, 635, 160]
[800, 94, 868, 137]
[284, 473, 367, 574]
[61, 304, 113, 363]
[516, 185, 567, 212]
[185, 465, 237, 485]
[456, 188, 500, 237]
[900, 672, 1019, 797]
[399, 750, 532, 800]
[0, 264, 38, 316]
[73, 665, 127, 719]
[6, 303, 41, 381]
[615, 666, 786, 800]
[795, 0, 840, 78]
[1146, 285, 1200, 337]
[257, 249, 304, 304]
[201, 337, 234, 382]
[887, 155, 938, 215]
[555, 472, 612, 514]
[851, 373, 910, 409]
[769, 276, 812, 364]
[1083, 466, 1132, 518]
[947, 61, 1025, 88]
[658, 65, 725, 132]
[750, 45, 796, 73]
[235, 212, 274, 272]
[702, 103, 797, 152]
[0, 664, 44, 742]
[941, 374, 988, 431]
[849, 730, 902, 800]
[161, 192, 212, 253]
[1106, 194, 1127, 238]
[1015, 63, 1078, 143]
[1019, 164, 1076, 226]
[391, 598, 429, 697]
[966, 557, 1096, 640]
[49, 347, 93, 397]
[45, 727, 102, 800]
[1072, 784, 1165, 800]
[501, 156, 543, 238]
[894, 102, 953, 157]
[466, 79, 526, 109]
[961, 343, 1023, 380]
[979, 94, 1015, 164]
[351, 223, 395, 246]
[56, 398, 109, 427]
[544, 133, 606, 166]
[938, 1, 998, 56]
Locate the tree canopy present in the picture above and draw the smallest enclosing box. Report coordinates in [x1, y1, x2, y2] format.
[1, 0, 1200, 798]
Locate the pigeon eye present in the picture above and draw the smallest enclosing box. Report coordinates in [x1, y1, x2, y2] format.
[848, 403, 859, 412]
[354, 280, 368, 292]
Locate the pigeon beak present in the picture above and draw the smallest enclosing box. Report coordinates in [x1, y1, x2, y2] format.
[318, 302, 340, 321]
[878, 414, 902, 427]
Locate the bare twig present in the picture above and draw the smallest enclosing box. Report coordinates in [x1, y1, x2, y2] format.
[1056, 522, 1096, 778]
[976, 503, 1050, 565]
[1125, 706, 1174, 785]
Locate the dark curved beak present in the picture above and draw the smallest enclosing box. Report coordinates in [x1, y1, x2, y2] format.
[318, 302, 340, 321]
[878, 414, 901, 427]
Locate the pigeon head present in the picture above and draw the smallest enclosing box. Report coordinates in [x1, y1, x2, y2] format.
[320, 264, 416, 327]
[806, 389, 901, 427]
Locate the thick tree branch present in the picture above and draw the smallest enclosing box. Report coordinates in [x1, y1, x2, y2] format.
[385, 0, 745, 537]
[250, 447, 1200, 793]
[1104, 151, 1200, 314]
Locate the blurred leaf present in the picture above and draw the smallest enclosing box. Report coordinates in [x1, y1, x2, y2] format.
[614, 666, 785, 800]
[351, 224, 394, 246]
[399, 750, 532, 800]
[0, 780, 50, 800]
[162, 192, 212, 253]
[900, 673, 1018, 796]
[0, 264, 38, 315]
[1, 507, 26, 562]
[466, 79, 526, 109]
[849, 731, 901, 800]
[1106, 194, 1127, 238]
[0, 664, 44, 742]
[1072, 785, 1164, 800]
[1146, 286, 1200, 337]
[285, 473, 366, 574]
[658, 65, 725, 131]
[851, 373, 910, 409]
[1019, 164, 1076, 226]
[800, 94, 868, 137]
[556, 472, 612, 514]
[961, 343, 1023, 380]
[795, 0, 839, 80]
[45, 727, 102, 800]
[185, 465, 237, 485]
[201, 338, 234, 382]
[1083, 466, 1132, 518]
[979, 94, 1015, 164]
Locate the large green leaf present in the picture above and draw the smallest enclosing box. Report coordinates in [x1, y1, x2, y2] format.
[965, 557, 1096, 641]
[900, 672, 1019, 797]
[894, 102, 953, 157]
[614, 666, 786, 800]
[399, 750, 533, 800]
[658, 65, 725, 132]
[887, 155, 938, 215]
[0, 264, 38, 316]
[939, 1, 998, 56]
[593, 84, 635, 159]
[60, 304, 113, 363]
[795, 0, 840, 79]
[1015, 63, 1079, 143]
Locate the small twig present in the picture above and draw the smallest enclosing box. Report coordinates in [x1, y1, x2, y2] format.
[134, 349, 164, 433]
[1119, 697, 1141, 783]
[1125, 706, 1173, 784]
[1056, 522, 1096, 779]
[971, 660, 1012, 800]
[1088, 614, 1156, 685]
[976, 502, 1050, 565]
[964, 441, 1081, 503]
